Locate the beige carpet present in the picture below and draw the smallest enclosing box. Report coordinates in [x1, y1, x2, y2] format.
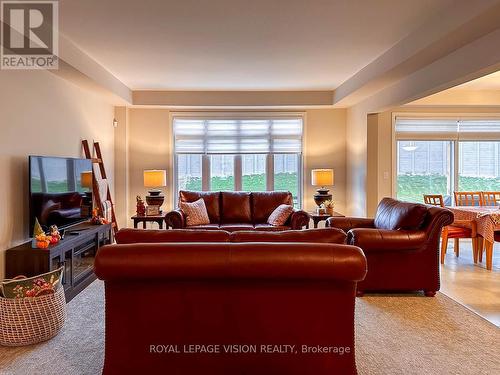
[0, 281, 499, 375]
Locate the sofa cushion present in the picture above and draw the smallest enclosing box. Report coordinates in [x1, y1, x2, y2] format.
[220, 223, 254, 232]
[231, 228, 347, 244]
[185, 224, 222, 230]
[179, 191, 221, 224]
[267, 204, 294, 226]
[254, 224, 290, 231]
[115, 228, 230, 244]
[220, 192, 252, 224]
[180, 198, 210, 226]
[374, 197, 428, 230]
[252, 191, 293, 223]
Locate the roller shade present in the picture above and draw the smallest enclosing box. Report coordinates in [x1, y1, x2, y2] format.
[174, 118, 303, 154]
[395, 117, 500, 140]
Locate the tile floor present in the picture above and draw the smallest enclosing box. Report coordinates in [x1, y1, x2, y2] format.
[440, 240, 500, 326]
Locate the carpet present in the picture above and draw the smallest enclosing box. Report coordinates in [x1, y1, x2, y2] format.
[0, 281, 498, 375]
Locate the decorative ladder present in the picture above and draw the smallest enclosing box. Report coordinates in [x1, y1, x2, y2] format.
[82, 140, 118, 235]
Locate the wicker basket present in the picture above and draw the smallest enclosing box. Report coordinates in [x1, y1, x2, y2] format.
[0, 287, 67, 346]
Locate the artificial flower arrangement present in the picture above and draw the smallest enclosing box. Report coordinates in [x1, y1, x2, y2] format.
[90, 208, 110, 225]
[32, 219, 61, 249]
[321, 200, 335, 215]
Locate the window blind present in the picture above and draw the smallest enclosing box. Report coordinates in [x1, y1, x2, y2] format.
[395, 117, 500, 140]
[174, 118, 303, 154]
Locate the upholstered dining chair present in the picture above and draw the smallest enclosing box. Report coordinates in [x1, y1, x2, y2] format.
[424, 194, 477, 263]
[454, 191, 482, 206]
[481, 191, 500, 206]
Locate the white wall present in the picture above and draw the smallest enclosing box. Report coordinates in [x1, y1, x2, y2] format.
[0, 70, 115, 279]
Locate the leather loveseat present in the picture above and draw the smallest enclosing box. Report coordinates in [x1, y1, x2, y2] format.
[165, 191, 309, 231]
[95, 241, 366, 375]
[326, 197, 454, 296]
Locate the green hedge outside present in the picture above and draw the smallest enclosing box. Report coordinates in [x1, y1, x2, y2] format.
[397, 174, 500, 203]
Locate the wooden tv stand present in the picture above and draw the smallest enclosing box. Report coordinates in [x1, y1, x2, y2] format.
[5, 222, 112, 302]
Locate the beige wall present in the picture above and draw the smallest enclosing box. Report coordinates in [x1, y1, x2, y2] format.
[346, 106, 369, 217]
[115, 108, 347, 226]
[0, 70, 115, 279]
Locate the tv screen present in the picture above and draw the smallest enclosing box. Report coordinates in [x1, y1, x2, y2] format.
[29, 156, 93, 235]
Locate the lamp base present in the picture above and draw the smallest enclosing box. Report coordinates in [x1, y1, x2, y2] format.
[313, 188, 332, 207]
[146, 190, 165, 209]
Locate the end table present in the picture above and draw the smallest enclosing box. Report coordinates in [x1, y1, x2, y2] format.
[131, 213, 168, 229]
[307, 211, 345, 229]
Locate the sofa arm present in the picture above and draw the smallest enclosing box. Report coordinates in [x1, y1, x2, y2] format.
[289, 210, 310, 229]
[326, 217, 375, 232]
[348, 228, 427, 252]
[165, 209, 186, 229]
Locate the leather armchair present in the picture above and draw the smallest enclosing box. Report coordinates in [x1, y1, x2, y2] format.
[95, 242, 367, 374]
[166, 191, 310, 231]
[327, 197, 454, 296]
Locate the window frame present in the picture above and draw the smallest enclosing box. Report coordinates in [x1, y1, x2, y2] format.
[392, 113, 500, 201]
[171, 112, 305, 208]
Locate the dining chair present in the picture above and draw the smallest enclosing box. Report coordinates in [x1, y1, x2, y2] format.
[424, 194, 477, 263]
[423, 194, 444, 207]
[454, 191, 482, 207]
[480, 191, 500, 206]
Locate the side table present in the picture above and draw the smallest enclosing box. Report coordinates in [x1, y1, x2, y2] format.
[131, 214, 168, 229]
[307, 211, 345, 229]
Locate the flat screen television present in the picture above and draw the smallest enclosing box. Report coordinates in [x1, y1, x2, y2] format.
[29, 156, 93, 235]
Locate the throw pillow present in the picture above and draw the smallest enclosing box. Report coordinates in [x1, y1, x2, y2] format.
[267, 204, 294, 226]
[1, 267, 63, 298]
[180, 198, 210, 226]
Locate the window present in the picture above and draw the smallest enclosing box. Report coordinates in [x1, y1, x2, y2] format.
[395, 117, 500, 203]
[173, 115, 303, 207]
[397, 141, 452, 203]
[458, 141, 500, 191]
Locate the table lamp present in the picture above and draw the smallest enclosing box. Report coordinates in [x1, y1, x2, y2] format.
[80, 171, 93, 215]
[311, 169, 334, 207]
[144, 170, 167, 210]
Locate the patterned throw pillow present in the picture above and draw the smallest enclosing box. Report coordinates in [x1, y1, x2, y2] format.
[180, 198, 210, 226]
[1, 267, 63, 298]
[267, 204, 294, 226]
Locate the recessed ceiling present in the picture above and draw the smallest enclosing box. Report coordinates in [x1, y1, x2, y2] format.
[59, 0, 454, 90]
[453, 70, 500, 90]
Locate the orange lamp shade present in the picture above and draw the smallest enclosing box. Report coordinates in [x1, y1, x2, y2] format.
[311, 169, 334, 186]
[80, 171, 93, 189]
[144, 170, 167, 188]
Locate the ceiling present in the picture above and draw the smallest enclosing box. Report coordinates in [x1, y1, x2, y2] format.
[59, 0, 454, 90]
[453, 70, 500, 90]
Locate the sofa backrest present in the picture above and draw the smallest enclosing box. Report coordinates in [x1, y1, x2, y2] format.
[374, 197, 428, 230]
[230, 228, 346, 244]
[179, 190, 221, 224]
[251, 191, 293, 223]
[179, 190, 294, 224]
[115, 228, 231, 244]
[115, 228, 345, 244]
[220, 191, 252, 224]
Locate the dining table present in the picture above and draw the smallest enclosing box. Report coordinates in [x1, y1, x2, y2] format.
[448, 206, 500, 270]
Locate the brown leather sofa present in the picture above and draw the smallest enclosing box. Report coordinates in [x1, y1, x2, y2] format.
[165, 191, 310, 231]
[95, 242, 366, 375]
[326, 197, 454, 296]
[115, 227, 347, 245]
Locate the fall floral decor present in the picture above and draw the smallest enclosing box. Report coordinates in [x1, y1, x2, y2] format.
[90, 208, 110, 225]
